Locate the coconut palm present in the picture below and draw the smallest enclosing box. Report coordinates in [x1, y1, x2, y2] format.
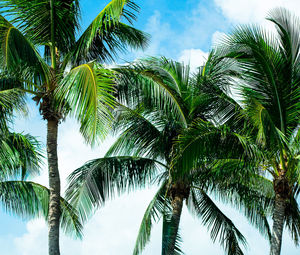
[66, 56, 272, 254]
[0, 0, 148, 254]
[0, 80, 82, 240]
[222, 8, 300, 255]
[179, 7, 300, 255]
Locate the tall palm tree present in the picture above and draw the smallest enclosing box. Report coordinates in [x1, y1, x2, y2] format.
[223, 8, 300, 255]
[179, 7, 300, 255]
[0, 1, 148, 254]
[0, 79, 82, 240]
[66, 57, 270, 254]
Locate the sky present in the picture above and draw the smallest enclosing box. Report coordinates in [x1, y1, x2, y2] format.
[1, 0, 300, 254]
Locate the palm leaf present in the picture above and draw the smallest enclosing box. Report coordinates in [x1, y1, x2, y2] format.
[0, 15, 49, 84]
[187, 189, 246, 255]
[162, 213, 184, 255]
[133, 183, 170, 255]
[66, 156, 165, 222]
[57, 62, 115, 143]
[285, 196, 300, 246]
[0, 181, 82, 238]
[0, 132, 42, 180]
[69, 0, 148, 65]
[0, 0, 80, 55]
[105, 105, 163, 158]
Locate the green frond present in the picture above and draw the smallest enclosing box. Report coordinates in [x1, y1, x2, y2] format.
[0, 131, 43, 180]
[133, 184, 170, 255]
[57, 62, 115, 143]
[267, 8, 300, 66]
[0, 0, 80, 55]
[69, 0, 148, 65]
[0, 15, 49, 84]
[173, 120, 254, 175]
[0, 76, 26, 117]
[66, 156, 164, 222]
[187, 189, 246, 255]
[204, 174, 273, 241]
[114, 59, 188, 126]
[285, 196, 300, 246]
[105, 105, 163, 158]
[0, 181, 82, 238]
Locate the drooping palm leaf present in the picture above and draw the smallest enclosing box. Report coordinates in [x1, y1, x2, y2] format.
[187, 189, 246, 255]
[66, 156, 165, 222]
[0, 132, 42, 180]
[105, 105, 164, 159]
[57, 62, 115, 143]
[133, 183, 170, 255]
[162, 212, 184, 255]
[0, 15, 49, 84]
[0, 181, 82, 237]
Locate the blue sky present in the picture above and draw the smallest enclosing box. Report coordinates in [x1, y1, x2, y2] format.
[1, 0, 300, 254]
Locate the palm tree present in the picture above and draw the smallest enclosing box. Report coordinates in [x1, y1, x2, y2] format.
[0, 78, 82, 240]
[66, 56, 270, 254]
[179, 7, 300, 255]
[0, 0, 148, 254]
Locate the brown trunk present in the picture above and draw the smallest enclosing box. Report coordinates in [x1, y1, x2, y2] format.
[47, 119, 61, 255]
[270, 174, 289, 255]
[270, 194, 286, 255]
[168, 194, 184, 253]
[162, 183, 189, 255]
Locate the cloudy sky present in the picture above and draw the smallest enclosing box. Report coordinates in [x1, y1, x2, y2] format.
[1, 0, 300, 254]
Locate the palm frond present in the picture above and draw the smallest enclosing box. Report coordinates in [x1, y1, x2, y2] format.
[57, 62, 115, 143]
[66, 156, 164, 222]
[162, 213, 184, 255]
[0, 15, 49, 85]
[114, 58, 188, 126]
[133, 184, 170, 255]
[69, 0, 148, 65]
[0, 132, 43, 180]
[105, 105, 163, 158]
[285, 196, 300, 246]
[187, 189, 246, 255]
[0, 76, 26, 117]
[0, 181, 82, 238]
[173, 119, 255, 175]
[204, 174, 273, 241]
[0, 0, 80, 55]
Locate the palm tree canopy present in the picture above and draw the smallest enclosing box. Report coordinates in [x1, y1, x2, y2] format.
[64, 57, 277, 254]
[0, 0, 149, 143]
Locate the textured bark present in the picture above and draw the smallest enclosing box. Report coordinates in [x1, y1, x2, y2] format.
[168, 194, 184, 253]
[162, 184, 186, 255]
[47, 119, 61, 255]
[270, 194, 286, 255]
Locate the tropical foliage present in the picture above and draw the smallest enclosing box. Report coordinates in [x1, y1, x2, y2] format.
[176, 7, 300, 255]
[66, 57, 275, 254]
[0, 1, 300, 255]
[0, 0, 148, 254]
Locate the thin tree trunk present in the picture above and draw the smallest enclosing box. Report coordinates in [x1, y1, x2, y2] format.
[270, 193, 286, 255]
[162, 194, 184, 255]
[47, 119, 61, 255]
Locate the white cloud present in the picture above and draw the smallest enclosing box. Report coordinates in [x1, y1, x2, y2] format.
[211, 31, 227, 47]
[214, 0, 300, 24]
[178, 49, 208, 72]
[135, 10, 173, 58]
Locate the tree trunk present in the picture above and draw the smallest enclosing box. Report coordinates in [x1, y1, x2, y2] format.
[270, 193, 286, 255]
[162, 194, 184, 255]
[47, 119, 61, 255]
